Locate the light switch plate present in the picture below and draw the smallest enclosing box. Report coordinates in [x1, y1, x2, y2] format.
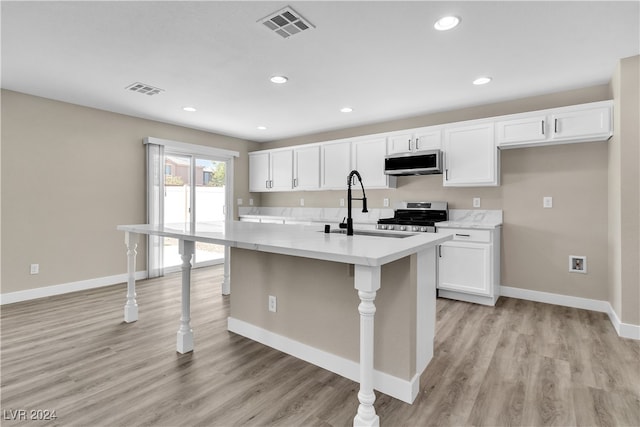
[543, 196, 553, 208]
[30, 264, 39, 275]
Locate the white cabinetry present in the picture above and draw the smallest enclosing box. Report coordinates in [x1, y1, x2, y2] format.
[321, 137, 396, 190]
[352, 137, 396, 188]
[321, 140, 352, 190]
[443, 122, 499, 187]
[497, 101, 613, 149]
[387, 127, 442, 155]
[436, 227, 501, 306]
[249, 149, 293, 192]
[293, 145, 320, 190]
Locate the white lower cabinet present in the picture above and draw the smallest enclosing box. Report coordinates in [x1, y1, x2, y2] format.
[436, 227, 501, 306]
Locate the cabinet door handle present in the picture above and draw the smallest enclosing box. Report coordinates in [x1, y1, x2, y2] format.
[415, 137, 420, 150]
[554, 118, 558, 133]
[541, 120, 545, 135]
[455, 233, 471, 237]
[438, 245, 442, 257]
[408, 139, 412, 151]
[266, 180, 269, 189]
[293, 178, 297, 188]
[445, 169, 449, 181]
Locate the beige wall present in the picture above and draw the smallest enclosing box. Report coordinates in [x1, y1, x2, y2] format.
[256, 85, 613, 302]
[230, 248, 417, 380]
[608, 56, 640, 326]
[1, 90, 259, 293]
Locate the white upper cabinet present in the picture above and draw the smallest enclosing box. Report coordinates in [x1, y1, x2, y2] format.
[293, 145, 320, 190]
[270, 149, 294, 191]
[249, 149, 293, 192]
[497, 101, 613, 149]
[321, 140, 352, 190]
[249, 151, 271, 192]
[352, 137, 395, 189]
[387, 126, 442, 155]
[443, 121, 499, 187]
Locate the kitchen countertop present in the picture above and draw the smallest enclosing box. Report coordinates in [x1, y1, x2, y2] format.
[118, 220, 451, 267]
[435, 209, 503, 230]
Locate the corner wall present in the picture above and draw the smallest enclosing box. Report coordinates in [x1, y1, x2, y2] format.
[609, 55, 640, 327]
[1, 90, 259, 294]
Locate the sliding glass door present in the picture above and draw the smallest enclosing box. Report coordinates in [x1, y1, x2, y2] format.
[162, 153, 227, 271]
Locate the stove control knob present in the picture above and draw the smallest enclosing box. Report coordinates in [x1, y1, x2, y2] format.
[400, 226, 406, 231]
[421, 226, 428, 232]
[412, 226, 419, 232]
[388, 225, 394, 231]
[379, 224, 386, 230]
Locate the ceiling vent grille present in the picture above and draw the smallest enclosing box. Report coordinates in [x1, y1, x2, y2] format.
[258, 6, 314, 39]
[125, 82, 164, 96]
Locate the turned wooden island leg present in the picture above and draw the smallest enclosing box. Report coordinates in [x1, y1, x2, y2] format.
[123, 232, 139, 323]
[353, 265, 381, 427]
[176, 240, 195, 353]
[222, 246, 231, 295]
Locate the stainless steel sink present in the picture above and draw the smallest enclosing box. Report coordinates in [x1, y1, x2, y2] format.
[323, 229, 414, 238]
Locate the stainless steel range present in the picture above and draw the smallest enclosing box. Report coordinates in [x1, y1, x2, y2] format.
[377, 201, 448, 232]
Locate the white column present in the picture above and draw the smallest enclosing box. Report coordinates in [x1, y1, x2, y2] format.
[123, 232, 139, 323]
[222, 245, 231, 295]
[353, 265, 381, 427]
[177, 239, 195, 353]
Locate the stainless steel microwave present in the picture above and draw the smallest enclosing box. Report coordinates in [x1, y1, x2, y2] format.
[384, 149, 443, 176]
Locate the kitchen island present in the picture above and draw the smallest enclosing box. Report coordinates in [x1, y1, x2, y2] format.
[117, 221, 451, 426]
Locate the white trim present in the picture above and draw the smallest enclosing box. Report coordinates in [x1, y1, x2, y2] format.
[500, 285, 639, 340]
[144, 137, 239, 158]
[227, 316, 420, 404]
[0, 271, 148, 305]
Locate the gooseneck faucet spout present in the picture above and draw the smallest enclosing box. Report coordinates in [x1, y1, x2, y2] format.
[346, 170, 368, 236]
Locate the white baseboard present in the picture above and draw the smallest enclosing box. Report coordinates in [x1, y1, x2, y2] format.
[0, 271, 148, 305]
[500, 286, 640, 340]
[227, 316, 420, 404]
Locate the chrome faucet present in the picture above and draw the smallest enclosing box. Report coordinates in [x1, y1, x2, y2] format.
[343, 170, 368, 236]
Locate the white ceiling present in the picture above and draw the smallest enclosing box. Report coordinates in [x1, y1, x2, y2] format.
[2, 1, 638, 143]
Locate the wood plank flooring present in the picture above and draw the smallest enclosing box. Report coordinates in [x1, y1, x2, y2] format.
[1, 266, 638, 426]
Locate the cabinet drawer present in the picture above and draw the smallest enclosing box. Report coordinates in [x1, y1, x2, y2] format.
[437, 228, 491, 243]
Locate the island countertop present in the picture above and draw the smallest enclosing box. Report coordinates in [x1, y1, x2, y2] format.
[117, 221, 452, 267]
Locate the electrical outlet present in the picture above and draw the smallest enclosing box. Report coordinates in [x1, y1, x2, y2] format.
[473, 197, 481, 208]
[249, 198, 254, 206]
[300, 198, 305, 206]
[268, 295, 277, 312]
[340, 198, 345, 207]
[383, 198, 390, 207]
[237, 198, 243, 206]
[543, 196, 553, 208]
[30, 264, 39, 275]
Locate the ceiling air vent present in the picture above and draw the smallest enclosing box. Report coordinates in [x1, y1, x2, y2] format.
[125, 82, 164, 96]
[258, 6, 315, 39]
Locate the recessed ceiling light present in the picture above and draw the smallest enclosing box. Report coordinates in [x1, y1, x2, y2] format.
[182, 106, 197, 112]
[270, 75, 288, 84]
[434, 16, 460, 31]
[340, 107, 354, 113]
[257, 126, 267, 130]
[472, 77, 492, 85]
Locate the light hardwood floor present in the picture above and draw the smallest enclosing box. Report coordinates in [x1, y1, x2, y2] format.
[1, 266, 638, 426]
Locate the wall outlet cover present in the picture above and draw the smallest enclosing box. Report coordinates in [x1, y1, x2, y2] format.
[383, 198, 390, 207]
[237, 198, 243, 206]
[30, 264, 39, 275]
[249, 198, 254, 206]
[473, 197, 481, 208]
[569, 255, 587, 274]
[543, 196, 553, 208]
[268, 295, 277, 312]
[340, 198, 345, 207]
